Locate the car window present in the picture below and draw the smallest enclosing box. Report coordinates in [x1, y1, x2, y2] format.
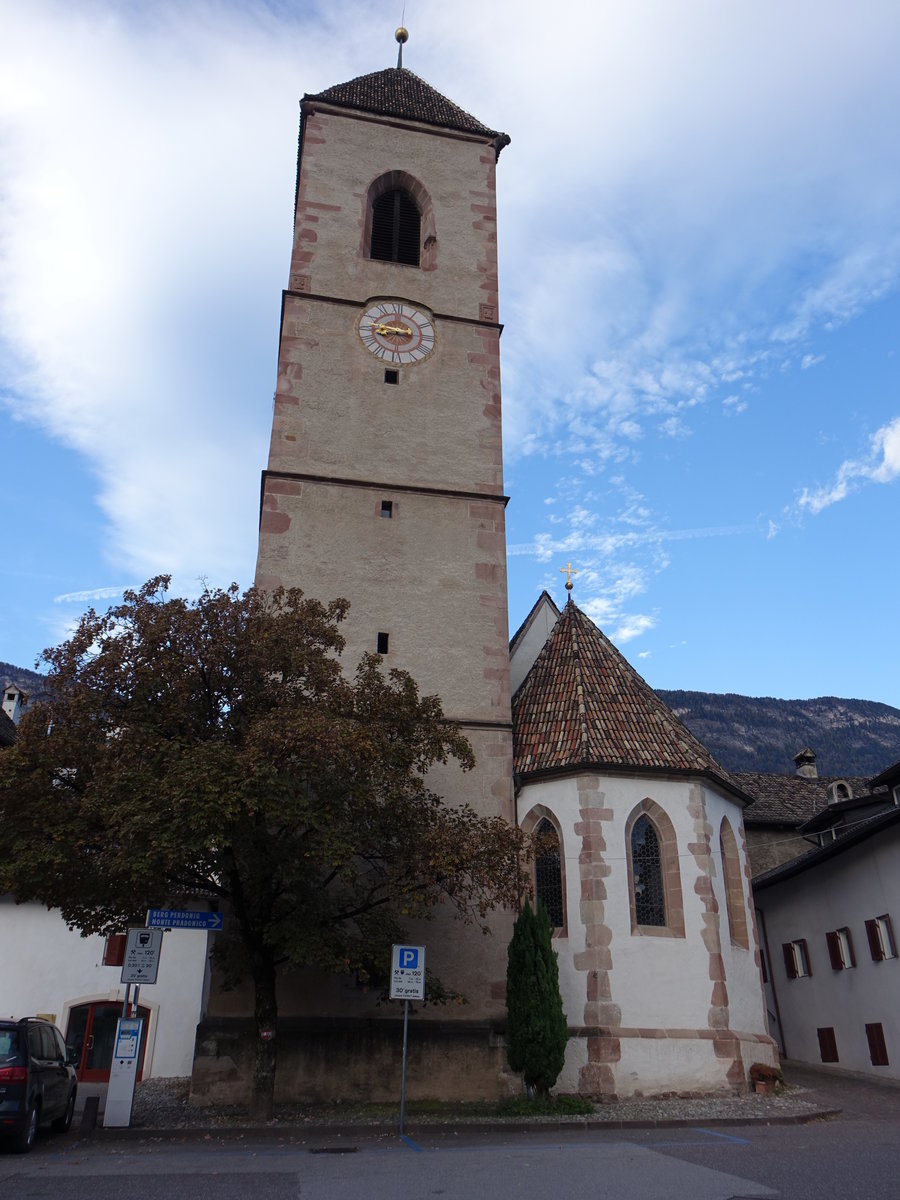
[27, 1024, 43, 1059]
[52, 1027, 67, 1060]
[0, 1029, 21, 1063]
[40, 1025, 60, 1060]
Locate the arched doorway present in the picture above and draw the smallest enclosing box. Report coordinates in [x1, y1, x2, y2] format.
[65, 1002, 150, 1083]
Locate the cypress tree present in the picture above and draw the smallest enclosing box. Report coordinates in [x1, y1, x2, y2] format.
[506, 899, 568, 1096]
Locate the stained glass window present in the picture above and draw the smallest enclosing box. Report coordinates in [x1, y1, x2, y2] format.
[535, 818, 564, 929]
[632, 815, 665, 927]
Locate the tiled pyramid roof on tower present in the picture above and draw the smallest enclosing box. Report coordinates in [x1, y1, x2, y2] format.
[513, 600, 747, 800]
[305, 67, 508, 143]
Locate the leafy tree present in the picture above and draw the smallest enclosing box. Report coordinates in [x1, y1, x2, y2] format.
[0, 578, 530, 1119]
[505, 899, 568, 1097]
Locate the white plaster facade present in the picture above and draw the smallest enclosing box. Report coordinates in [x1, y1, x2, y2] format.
[518, 772, 773, 1097]
[755, 813, 900, 1080]
[0, 896, 211, 1078]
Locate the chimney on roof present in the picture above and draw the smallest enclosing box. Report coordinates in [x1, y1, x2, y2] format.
[794, 747, 818, 779]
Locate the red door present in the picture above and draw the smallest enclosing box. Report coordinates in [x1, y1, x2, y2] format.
[65, 1002, 149, 1083]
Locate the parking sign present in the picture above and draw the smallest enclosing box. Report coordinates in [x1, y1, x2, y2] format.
[390, 944, 425, 1000]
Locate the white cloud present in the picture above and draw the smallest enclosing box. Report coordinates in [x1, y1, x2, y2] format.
[3, 1, 900, 668]
[801, 354, 825, 370]
[798, 416, 900, 513]
[611, 614, 656, 644]
[53, 586, 131, 605]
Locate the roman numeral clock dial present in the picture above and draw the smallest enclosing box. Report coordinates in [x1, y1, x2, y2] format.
[358, 299, 436, 365]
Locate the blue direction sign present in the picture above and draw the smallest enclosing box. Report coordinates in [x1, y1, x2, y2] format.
[146, 909, 223, 931]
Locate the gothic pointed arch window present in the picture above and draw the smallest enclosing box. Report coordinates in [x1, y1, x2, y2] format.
[720, 817, 749, 949]
[534, 818, 565, 930]
[519, 805, 567, 935]
[625, 800, 685, 938]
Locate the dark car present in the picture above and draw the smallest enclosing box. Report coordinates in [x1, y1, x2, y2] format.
[0, 1018, 77, 1152]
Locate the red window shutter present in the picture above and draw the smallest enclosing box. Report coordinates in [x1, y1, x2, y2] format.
[865, 1022, 889, 1067]
[866, 919, 884, 962]
[103, 933, 126, 966]
[782, 942, 797, 979]
[817, 1027, 839, 1063]
[826, 931, 842, 970]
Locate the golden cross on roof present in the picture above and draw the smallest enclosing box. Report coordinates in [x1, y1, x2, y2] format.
[560, 561, 578, 592]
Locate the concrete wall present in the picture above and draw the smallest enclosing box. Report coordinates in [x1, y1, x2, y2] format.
[756, 830, 900, 1080]
[0, 897, 209, 1078]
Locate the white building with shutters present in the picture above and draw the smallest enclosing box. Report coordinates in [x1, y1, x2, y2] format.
[753, 761, 900, 1080]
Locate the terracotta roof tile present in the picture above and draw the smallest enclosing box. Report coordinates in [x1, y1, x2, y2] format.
[305, 68, 508, 144]
[512, 600, 739, 794]
[734, 770, 874, 826]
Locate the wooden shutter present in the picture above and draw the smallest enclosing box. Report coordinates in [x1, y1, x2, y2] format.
[826, 931, 842, 970]
[103, 933, 127, 966]
[866, 919, 885, 962]
[817, 1027, 839, 1063]
[865, 1022, 889, 1067]
[782, 942, 798, 979]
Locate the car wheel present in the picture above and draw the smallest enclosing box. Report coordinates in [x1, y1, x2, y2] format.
[51, 1090, 76, 1133]
[13, 1102, 39, 1153]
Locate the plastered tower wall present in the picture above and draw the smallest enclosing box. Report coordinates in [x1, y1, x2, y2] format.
[246, 92, 515, 1033]
[256, 103, 510, 735]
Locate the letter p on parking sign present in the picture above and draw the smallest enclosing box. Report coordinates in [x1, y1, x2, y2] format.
[390, 944, 426, 1000]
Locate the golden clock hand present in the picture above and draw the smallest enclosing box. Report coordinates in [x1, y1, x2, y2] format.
[374, 323, 413, 336]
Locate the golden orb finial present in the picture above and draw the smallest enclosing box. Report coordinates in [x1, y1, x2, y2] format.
[395, 25, 409, 68]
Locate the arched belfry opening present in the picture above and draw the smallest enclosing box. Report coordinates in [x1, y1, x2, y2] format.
[363, 171, 435, 269]
[371, 187, 420, 265]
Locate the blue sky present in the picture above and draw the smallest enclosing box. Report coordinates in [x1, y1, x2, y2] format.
[2, 1, 899, 709]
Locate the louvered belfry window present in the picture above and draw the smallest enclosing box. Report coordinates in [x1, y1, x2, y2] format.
[371, 188, 421, 265]
[632, 815, 665, 927]
[535, 818, 564, 929]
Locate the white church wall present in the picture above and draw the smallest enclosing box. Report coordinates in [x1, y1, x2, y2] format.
[519, 770, 774, 1095]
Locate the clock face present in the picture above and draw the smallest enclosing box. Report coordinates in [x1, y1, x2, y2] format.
[358, 299, 436, 365]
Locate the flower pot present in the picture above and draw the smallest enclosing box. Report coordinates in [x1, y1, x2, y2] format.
[754, 1079, 775, 1095]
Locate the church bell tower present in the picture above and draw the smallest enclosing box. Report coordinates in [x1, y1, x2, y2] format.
[254, 44, 515, 1004]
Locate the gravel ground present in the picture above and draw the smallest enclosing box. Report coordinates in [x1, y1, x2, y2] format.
[129, 1077, 832, 1131]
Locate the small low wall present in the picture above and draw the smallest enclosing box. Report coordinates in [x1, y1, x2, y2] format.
[190, 1016, 516, 1106]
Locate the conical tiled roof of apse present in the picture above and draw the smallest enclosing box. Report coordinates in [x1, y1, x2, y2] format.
[305, 68, 506, 141]
[513, 599, 746, 799]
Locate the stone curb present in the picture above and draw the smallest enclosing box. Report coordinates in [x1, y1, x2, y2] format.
[67, 1105, 841, 1144]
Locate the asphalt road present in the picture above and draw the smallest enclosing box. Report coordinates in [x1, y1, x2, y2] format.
[2, 1066, 898, 1199]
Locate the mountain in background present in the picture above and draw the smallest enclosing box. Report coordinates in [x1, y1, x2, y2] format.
[657, 690, 900, 777]
[2, 658, 898, 777]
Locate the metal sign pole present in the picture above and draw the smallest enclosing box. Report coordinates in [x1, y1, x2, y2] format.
[399, 998, 410, 1136]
